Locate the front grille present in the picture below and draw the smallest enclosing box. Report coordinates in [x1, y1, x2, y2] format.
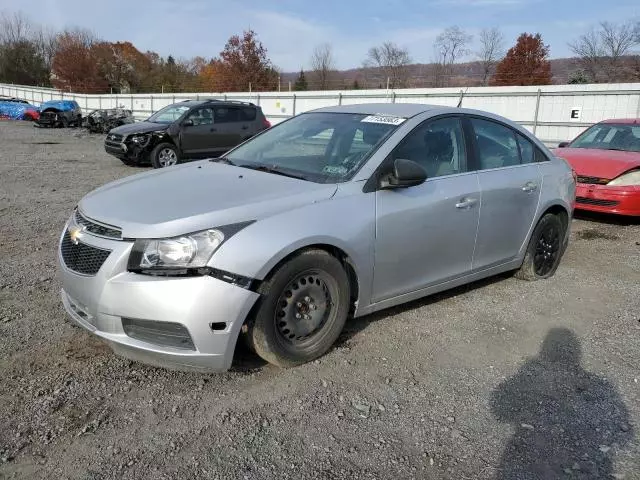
[576, 175, 609, 185]
[104, 133, 124, 151]
[75, 210, 122, 239]
[575, 197, 619, 207]
[60, 231, 111, 275]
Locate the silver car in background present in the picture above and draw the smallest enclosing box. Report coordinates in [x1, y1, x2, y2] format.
[58, 104, 575, 372]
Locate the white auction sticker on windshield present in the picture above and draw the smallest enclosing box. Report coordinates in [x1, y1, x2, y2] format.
[361, 114, 406, 126]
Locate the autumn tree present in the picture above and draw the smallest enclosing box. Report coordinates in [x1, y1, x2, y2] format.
[310, 44, 335, 90]
[93, 41, 152, 93]
[491, 33, 552, 86]
[213, 30, 278, 91]
[476, 27, 505, 86]
[51, 29, 108, 92]
[364, 42, 411, 88]
[293, 69, 308, 91]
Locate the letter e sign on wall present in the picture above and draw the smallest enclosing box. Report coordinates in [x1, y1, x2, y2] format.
[570, 108, 581, 121]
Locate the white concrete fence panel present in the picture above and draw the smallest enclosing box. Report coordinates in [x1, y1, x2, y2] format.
[2, 82, 639, 146]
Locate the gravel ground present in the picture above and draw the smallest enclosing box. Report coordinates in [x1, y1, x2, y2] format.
[0, 121, 639, 480]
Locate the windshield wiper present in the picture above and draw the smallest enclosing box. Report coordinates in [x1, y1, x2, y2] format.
[209, 156, 236, 166]
[240, 164, 308, 181]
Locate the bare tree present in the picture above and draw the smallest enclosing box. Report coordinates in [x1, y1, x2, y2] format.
[600, 21, 639, 80]
[433, 26, 473, 87]
[364, 41, 412, 88]
[310, 44, 335, 90]
[568, 28, 604, 82]
[569, 21, 640, 82]
[476, 27, 504, 86]
[0, 11, 32, 44]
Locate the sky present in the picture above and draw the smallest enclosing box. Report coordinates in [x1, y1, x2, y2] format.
[1, 0, 639, 71]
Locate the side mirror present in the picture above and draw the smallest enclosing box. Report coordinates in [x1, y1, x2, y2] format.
[558, 141, 569, 148]
[381, 159, 427, 189]
[183, 118, 194, 127]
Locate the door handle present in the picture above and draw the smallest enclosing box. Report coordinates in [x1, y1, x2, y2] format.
[522, 182, 538, 192]
[241, 125, 249, 130]
[455, 197, 478, 209]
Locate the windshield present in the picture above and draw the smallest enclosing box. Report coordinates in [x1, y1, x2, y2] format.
[570, 124, 640, 152]
[224, 112, 402, 183]
[147, 104, 191, 124]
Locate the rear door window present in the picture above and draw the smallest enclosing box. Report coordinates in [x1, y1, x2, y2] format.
[470, 118, 520, 170]
[516, 133, 535, 164]
[214, 106, 240, 123]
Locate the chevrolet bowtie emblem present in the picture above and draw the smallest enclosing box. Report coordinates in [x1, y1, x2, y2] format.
[68, 225, 85, 245]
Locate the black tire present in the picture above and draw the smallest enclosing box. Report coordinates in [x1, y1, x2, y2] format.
[150, 142, 180, 168]
[515, 213, 566, 281]
[59, 116, 68, 128]
[245, 249, 350, 368]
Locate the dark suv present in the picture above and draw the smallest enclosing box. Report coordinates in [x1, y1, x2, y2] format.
[104, 99, 271, 168]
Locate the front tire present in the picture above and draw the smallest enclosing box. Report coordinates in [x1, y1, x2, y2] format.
[515, 213, 566, 281]
[151, 143, 180, 168]
[246, 249, 350, 368]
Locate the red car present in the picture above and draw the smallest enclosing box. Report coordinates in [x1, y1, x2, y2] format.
[554, 119, 640, 216]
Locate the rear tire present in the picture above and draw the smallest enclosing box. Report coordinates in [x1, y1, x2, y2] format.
[515, 213, 566, 281]
[151, 143, 180, 168]
[245, 249, 350, 368]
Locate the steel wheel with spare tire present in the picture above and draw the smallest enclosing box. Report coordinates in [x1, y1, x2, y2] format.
[245, 249, 350, 367]
[151, 143, 180, 168]
[515, 213, 567, 281]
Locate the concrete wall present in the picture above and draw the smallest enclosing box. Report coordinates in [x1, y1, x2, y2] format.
[2, 82, 640, 146]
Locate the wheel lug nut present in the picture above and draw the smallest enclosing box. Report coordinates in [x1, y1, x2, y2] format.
[304, 314, 310, 320]
[304, 296, 311, 302]
[311, 304, 317, 310]
[295, 313, 301, 319]
[296, 302, 302, 307]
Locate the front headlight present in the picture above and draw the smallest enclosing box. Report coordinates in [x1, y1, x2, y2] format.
[127, 222, 252, 273]
[130, 134, 150, 145]
[607, 169, 640, 186]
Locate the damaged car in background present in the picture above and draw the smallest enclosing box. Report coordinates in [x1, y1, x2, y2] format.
[83, 108, 135, 133]
[35, 100, 82, 128]
[104, 99, 270, 168]
[0, 99, 40, 121]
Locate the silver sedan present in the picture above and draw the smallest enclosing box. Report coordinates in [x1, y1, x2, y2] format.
[58, 103, 575, 371]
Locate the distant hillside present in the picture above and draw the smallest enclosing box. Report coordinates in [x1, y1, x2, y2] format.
[282, 58, 589, 90]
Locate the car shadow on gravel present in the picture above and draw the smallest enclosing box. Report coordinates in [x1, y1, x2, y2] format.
[336, 272, 513, 347]
[490, 327, 633, 479]
[574, 210, 640, 226]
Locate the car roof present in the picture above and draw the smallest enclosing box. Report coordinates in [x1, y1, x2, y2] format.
[599, 118, 640, 125]
[177, 99, 257, 108]
[311, 103, 442, 118]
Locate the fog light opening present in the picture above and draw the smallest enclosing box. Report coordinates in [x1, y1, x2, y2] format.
[122, 318, 195, 350]
[210, 322, 227, 331]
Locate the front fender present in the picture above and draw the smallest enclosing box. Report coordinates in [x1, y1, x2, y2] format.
[210, 188, 376, 313]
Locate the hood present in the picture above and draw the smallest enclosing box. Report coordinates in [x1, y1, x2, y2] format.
[79, 162, 338, 238]
[109, 121, 166, 136]
[553, 147, 640, 180]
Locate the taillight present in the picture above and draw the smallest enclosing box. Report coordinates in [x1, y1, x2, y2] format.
[262, 118, 271, 129]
